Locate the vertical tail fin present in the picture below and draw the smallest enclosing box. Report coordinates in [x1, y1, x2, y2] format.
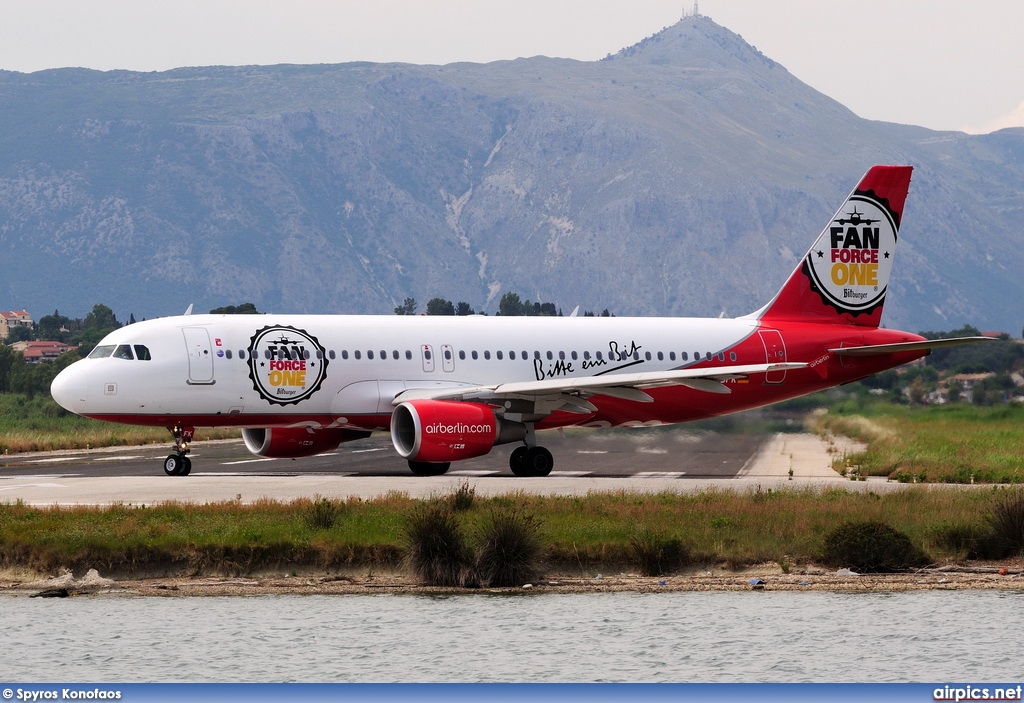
[756, 165, 912, 328]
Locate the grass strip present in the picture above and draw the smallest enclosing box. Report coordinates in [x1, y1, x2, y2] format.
[816, 402, 1024, 483]
[2, 487, 1019, 578]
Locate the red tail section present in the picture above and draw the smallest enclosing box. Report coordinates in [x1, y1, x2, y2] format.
[757, 165, 913, 328]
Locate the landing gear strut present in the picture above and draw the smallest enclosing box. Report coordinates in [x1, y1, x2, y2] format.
[164, 424, 193, 476]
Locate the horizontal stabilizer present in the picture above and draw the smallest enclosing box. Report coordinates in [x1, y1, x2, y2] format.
[828, 336, 996, 357]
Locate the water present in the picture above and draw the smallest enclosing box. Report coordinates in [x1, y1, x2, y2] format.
[2, 591, 1022, 682]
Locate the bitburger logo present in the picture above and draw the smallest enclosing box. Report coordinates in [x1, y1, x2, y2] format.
[247, 325, 328, 405]
[805, 190, 899, 315]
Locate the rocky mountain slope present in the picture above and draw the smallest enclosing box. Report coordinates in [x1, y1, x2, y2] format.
[1, 16, 1021, 332]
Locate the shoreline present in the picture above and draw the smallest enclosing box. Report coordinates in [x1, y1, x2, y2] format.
[5, 564, 1023, 597]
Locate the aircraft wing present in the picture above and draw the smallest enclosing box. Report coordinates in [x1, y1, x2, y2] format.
[392, 362, 808, 407]
[827, 336, 996, 357]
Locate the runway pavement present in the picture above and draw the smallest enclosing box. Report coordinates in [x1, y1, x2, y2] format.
[0, 429, 866, 505]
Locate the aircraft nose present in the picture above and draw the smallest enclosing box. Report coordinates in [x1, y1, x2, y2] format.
[51, 363, 88, 414]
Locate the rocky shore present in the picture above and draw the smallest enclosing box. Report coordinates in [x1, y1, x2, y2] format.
[4, 564, 1022, 598]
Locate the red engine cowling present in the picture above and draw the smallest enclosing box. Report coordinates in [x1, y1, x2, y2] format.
[241, 427, 371, 458]
[390, 400, 526, 463]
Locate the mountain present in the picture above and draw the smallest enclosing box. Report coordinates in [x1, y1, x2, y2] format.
[1, 16, 1022, 333]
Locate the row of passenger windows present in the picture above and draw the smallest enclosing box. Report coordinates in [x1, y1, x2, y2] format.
[90, 344, 739, 365]
[215, 348, 739, 363]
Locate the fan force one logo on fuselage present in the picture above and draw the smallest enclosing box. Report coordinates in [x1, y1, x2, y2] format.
[806, 192, 898, 314]
[247, 326, 328, 405]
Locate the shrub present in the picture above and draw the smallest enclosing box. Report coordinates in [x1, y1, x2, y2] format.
[404, 504, 474, 587]
[821, 520, 931, 573]
[474, 509, 543, 587]
[629, 529, 689, 576]
[447, 482, 476, 512]
[986, 492, 1024, 557]
[303, 497, 342, 531]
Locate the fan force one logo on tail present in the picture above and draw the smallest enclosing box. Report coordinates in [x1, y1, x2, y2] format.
[805, 191, 899, 314]
[247, 326, 328, 405]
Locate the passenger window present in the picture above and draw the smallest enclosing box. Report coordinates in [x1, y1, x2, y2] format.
[670, 352, 677, 361]
[484, 351, 491, 360]
[509, 351, 516, 360]
[393, 350, 400, 360]
[341, 350, 349, 360]
[239, 350, 247, 360]
[133, 345, 152, 361]
[225, 350, 232, 360]
[88, 345, 115, 359]
[459, 350, 466, 360]
[354, 350, 361, 360]
[730, 352, 737, 362]
[497, 351, 503, 360]
[113, 345, 134, 360]
[571, 351, 578, 361]
[444, 349, 452, 361]
[471, 351, 479, 360]
[657, 351, 664, 361]
[368, 350, 375, 360]
[329, 350, 336, 360]
[405, 350, 412, 360]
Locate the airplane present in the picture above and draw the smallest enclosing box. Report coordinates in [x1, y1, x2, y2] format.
[833, 206, 880, 227]
[50, 165, 989, 477]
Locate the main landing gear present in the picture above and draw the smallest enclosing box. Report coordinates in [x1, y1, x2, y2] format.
[163, 424, 193, 476]
[509, 445, 554, 477]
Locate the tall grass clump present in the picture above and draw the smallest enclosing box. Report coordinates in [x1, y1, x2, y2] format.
[447, 482, 476, 512]
[821, 520, 931, 573]
[474, 508, 543, 587]
[303, 496, 343, 531]
[629, 529, 690, 576]
[403, 503, 474, 587]
[986, 491, 1024, 557]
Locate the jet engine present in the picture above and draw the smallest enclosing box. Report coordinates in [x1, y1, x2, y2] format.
[241, 427, 371, 458]
[390, 400, 527, 463]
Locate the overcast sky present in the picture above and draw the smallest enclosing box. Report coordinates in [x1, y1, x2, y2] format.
[1, 0, 1021, 134]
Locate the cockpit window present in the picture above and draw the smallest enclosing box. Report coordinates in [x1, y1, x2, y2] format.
[88, 345, 116, 359]
[134, 345, 152, 361]
[113, 344, 135, 360]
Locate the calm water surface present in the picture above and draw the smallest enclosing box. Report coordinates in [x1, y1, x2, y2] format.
[2, 591, 1021, 682]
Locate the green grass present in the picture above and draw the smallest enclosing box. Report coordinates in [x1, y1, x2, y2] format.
[0, 393, 239, 453]
[817, 402, 1024, 483]
[3, 487, 1019, 578]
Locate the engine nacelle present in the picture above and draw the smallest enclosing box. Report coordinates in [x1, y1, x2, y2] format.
[242, 427, 371, 458]
[391, 400, 526, 463]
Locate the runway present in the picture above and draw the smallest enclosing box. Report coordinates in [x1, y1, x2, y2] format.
[0, 428, 861, 505]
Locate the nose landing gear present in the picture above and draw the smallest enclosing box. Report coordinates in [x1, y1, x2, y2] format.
[163, 424, 194, 476]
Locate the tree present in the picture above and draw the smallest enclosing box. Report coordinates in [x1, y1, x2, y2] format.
[210, 303, 260, 314]
[83, 304, 119, 331]
[6, 325, 33, 343]
[394, 297, 417, 315]
[36, 310, 71, 342]
[426, 298, 455, 315]
[455, 302, 475, 316]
